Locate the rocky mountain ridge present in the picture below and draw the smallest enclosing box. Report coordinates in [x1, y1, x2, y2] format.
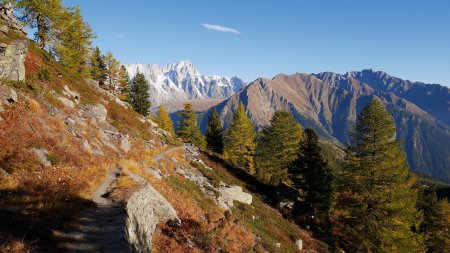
[126, 61, 246, 107]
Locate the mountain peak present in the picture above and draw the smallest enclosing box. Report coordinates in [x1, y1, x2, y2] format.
[125, 61, 246, 106]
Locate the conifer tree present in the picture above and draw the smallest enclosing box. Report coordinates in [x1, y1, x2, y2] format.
[130, 72, 151, 116]
[224, 103, 256, 173]
[177, 103, 206, 148]
[421, 192, 450, 253]
[118, 65, 130, 100]
[205, 108, 224, 154]
[289, 128, 333, 221]
[54, 6, 95, 75]
[104, 51, 120, 94]
[15, 0, 64, 49]
[255, 111, 302, 185]
[157, 105, 175, 137]
[89, 47, 108, 86]
[334, 99, 424, 252]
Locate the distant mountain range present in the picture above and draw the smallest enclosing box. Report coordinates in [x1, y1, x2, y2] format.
[126, 61, 246, 107]
[198, 69, 450, 183]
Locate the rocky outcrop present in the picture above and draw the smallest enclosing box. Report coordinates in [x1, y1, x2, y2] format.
[217, 184, 253, 209]
[86, 103, 108, 122]
[0, 3, 27, 35]
[0, 3, 28, 81]
[125, 171, 180, 253]
[0, 40, 28, 81]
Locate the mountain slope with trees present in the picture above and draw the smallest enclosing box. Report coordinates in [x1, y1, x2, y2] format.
[200, 72, 450, 183]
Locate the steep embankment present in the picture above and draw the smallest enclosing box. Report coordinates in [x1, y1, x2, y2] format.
[200, 72, 450, 183]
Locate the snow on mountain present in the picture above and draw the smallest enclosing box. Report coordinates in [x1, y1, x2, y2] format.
[126, 61, 246, 107]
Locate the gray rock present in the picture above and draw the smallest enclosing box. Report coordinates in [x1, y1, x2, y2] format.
[146, 167, 163, 180]
[0, 85, 18, 104]
[120, 134, 131, 153]
[63, 85, 80, 100]
[125, 171, 180, 253]
[0, 25, 8, 34]
[296, 239, 303, 251]
[57, 97, 74, 108]
[217, 185, 252, 210]
[86, 104, 107, 122]
[0, 3, 27, 35]
[30, 148, 51, 167]
[0, 40, 28, 81]
[169, 157, 178, 163]
[82, 139, 92, 154]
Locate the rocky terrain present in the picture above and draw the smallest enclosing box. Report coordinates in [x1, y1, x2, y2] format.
[126, 61, 246, 107]
[199, 71, 450, 183]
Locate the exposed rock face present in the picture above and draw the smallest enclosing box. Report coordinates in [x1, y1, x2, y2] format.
[0, 3, 27, 35]
[120, 134, 131, 153]
[126, 61, 246, 107]
[0, 40, 28, 81]
[0, 3, 28, 81]
[86, 104, 108, 122]
[217, 184, 253, 209]
[30, 148, 51, 167]
[125, 171, 180, 253]
[203, 70, 450, 183]
[0, 84, 18, 105]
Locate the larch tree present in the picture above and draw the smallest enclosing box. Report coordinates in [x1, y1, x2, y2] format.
[118, 65, 130, 101]
[130, 72, 151, 116]
[15, 0, 64, 49]
[224, 103, 256, 173]
[89, 47, 108, 86]
[205, 108, 224, 154]
[333, 99, 424, 253]
[54, 6, 95, 75]
[104, 51, 120, 94]
[157, 105, 175, 137]
[289, 128, 333, 221]
[177, 103, 206, 148]
[255, 110, 302, 185]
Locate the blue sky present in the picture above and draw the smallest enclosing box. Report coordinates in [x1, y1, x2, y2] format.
[66, 0, 450, 86]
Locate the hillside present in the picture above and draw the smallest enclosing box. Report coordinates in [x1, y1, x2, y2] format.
[126, 61, 246, 107]
[199, 72, 450, 183]
[0, 8, 324, 253]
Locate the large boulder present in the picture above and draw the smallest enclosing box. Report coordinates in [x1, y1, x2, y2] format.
[125, 171, 180, 253]
[217, 185, 253, 210]
[0, 40, 28, 81]
[86, 104, 107, 122]
[0, 84, 18, 104]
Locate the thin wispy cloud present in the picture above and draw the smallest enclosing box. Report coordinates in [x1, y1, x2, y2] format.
[113, 34, 128, 39]
[200, 23, 240, 34]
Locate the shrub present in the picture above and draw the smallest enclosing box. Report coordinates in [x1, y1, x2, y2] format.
[38, 68, 52, 82]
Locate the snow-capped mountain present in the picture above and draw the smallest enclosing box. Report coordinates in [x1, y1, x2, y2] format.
[126, 61, 246, 107]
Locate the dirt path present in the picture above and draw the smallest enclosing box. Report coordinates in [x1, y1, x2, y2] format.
[55, 167, 129, 253]
[154, 146, 185, 162]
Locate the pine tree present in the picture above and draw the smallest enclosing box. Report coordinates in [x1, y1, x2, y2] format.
[205, 108, 224, 154]
[104, 51, 120, 94]
[130, 72, 151, 116]
[157, 105, 175, 137]
[54, 6, 95, 75]
[255, 110, 302, 185]
[177, 103, 206, 148]
[118, 65, 130, 101]
[15, 0, 64, 49]
[224, 103, 256, 173]
[89, 47, 107, 86]
[421, 192, 450, 253]
[334, 99, 424, 252]
[289, 128, 333, 221]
